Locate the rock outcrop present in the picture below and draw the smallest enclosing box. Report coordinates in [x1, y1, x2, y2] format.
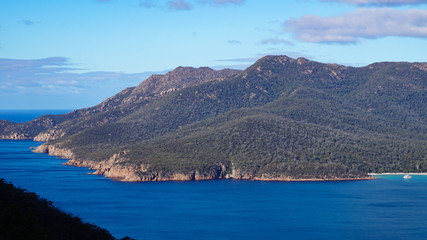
[34, 129, 65, 142]
[0, 132, 31, 140]
[33, 144, 74, 159]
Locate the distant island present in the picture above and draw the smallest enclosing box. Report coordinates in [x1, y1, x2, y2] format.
[1, 55, 426, 181]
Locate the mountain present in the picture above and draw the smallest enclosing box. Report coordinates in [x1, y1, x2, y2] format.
[1, 56, 426, 181]
[0, 66, 241, 140]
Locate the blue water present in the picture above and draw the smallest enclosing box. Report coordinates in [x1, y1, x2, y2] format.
[1, 140, 427, 239]
[0, 109, 71, 123]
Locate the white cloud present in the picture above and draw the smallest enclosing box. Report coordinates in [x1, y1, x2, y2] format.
[259, 38, 294, 46]
[228, 40, 242, 45]
[167, 0, 192, 10]
[20, 20, 35, 26]
[139, 0, 192, 10]
[199, 0, 245, 5]
[139, 0, 159, 8]
[322, 0, 427, 6]
[216, 56, 262, 63]
[138, 0, 244, 10]
[284, 8, 427, 43]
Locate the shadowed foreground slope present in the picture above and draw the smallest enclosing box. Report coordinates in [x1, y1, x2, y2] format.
[0, 179, 136, 240]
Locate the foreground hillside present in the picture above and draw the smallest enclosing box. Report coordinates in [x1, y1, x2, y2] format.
[1, 55, 426, 181]
[0, 179, 134, 240]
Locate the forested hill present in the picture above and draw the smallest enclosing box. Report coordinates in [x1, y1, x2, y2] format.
[2, 55, 427, 180]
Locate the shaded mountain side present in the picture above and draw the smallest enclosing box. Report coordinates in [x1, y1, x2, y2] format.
[125, 114, 426, 179]
[0, 120, 14, 134]
[266, 89, 426, 140]
[4, 55, 427, 180]
[0, 179, 134, 240]
[348, 62, 427, 123]
[0, 67, 241, 140]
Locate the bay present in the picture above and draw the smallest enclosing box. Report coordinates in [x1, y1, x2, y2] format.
[1, 140, 427, 239]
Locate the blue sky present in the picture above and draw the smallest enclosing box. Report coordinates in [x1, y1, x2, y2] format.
[1, 0, 426, 109]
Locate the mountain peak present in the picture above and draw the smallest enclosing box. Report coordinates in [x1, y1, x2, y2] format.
[257, 55, 296, 64]
[252, 55, 321, 69]
[124, 66, 241, 104]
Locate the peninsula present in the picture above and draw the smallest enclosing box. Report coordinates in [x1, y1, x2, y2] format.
[1, 55, 426, 181]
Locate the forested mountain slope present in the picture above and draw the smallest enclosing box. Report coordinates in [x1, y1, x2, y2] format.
[2, 55, 426, 181]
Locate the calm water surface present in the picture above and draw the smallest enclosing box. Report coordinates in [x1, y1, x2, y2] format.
[0, 109, 71, 123]
[0, 110, 426, 239]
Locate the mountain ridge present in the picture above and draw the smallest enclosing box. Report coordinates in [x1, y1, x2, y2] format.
[2, 55, 426, 181]
[0, 66, 241, 141]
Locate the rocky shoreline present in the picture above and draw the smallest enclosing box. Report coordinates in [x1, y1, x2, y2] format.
[33, 143, 376, 182]
[0, 133, 32, 140]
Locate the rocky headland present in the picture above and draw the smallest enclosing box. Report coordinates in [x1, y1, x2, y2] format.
[34, 142, 376, 182]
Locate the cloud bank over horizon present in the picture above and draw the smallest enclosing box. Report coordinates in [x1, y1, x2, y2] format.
[0, 57, 146, 92]
[138, 0, 245, 10]
[0, 57, 163, 109]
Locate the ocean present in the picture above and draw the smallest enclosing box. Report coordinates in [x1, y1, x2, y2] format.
[1, 110, 427, 240]
[0, 109, 71, 123]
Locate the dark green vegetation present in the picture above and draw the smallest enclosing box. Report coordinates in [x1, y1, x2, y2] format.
[0, 179, 135, 240]
[1, 56, 426, 179]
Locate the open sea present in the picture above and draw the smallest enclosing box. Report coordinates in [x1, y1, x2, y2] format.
[1, 110, 427, 240]
[0, 109, 72, 123]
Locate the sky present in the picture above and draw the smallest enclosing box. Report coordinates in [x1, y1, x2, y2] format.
[0, 0, 426, 109]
